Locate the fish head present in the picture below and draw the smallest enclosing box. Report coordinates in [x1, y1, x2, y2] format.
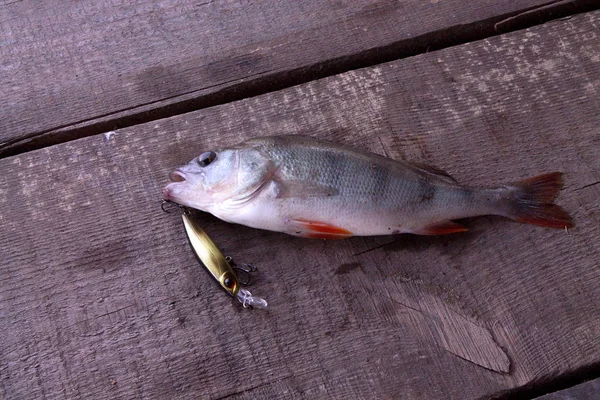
[162, 147, 272, 212]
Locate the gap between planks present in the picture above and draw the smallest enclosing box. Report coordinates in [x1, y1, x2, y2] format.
[492, 361, 600, 400]
[1, 0, 599, 159]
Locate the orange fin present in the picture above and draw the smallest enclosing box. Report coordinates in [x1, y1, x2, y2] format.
[412, 220, 468, 235]
[408, 162, 457, 183]
[509, 172, 574, 229]
[290, 218, 353, 239]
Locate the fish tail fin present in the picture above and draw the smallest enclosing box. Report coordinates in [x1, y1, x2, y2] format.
[506, 172, 573, 229]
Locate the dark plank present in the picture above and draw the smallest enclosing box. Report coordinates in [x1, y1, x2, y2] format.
[537, 378, 600, 399]
[1, 0, 597, 156]
[1, 10, 600, 400]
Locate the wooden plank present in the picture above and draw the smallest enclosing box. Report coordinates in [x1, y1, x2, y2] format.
[536, 378, 600, 399]
[1, 10, 600, 400]
[1, 0, 598, 157]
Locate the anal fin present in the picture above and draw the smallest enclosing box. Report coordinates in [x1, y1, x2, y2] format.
[289, 218, 353, 239]
[412, 220, 468, 235]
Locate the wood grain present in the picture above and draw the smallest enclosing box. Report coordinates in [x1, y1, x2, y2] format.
[1, 10, 600, 399]
[1, 0, 598, 156]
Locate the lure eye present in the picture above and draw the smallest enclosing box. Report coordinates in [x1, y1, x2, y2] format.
[223, 274, 236, 290]
[198, 151, 217, 167]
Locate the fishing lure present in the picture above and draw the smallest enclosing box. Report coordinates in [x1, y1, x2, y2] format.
[181, 213, 267, 309]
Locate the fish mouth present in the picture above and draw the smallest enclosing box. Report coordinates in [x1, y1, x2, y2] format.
[169, 170, 187, 182]
[161, 183, 176, 202]
[162, 169, 209, 211]
[162, 170, 188, 202]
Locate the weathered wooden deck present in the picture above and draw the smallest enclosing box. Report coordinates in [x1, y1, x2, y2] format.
[1, 1, 599, 399]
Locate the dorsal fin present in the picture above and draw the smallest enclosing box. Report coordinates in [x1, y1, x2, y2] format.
[408, 161, 457, 183]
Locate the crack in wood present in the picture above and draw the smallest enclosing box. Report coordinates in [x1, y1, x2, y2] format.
[353, 240, 395, 256]
[214, 369, 320, 400]
[0, 70, 272, 155]
[195, 0, 216, 7]
[490, 361, 600, 400]
[0, 0, 24, 6]
[574, 181, 600, 191]
[494, 0, 576, 31]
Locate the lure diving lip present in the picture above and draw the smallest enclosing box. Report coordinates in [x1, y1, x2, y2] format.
[181, 213, 267, 309]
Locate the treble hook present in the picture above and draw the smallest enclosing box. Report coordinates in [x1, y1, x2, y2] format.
[226, 256, 258, 286]
[161, 199, 188, 214]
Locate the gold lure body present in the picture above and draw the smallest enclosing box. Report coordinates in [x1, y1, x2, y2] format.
[182, 213, 240, 297]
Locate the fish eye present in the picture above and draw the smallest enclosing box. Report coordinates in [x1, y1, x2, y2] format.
[197, 151, 217, 167]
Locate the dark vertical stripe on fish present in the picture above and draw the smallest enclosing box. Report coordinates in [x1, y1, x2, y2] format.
[369, 162, 392, 201]
[418, 176, 436, 202]
[323, 150, 343, 191]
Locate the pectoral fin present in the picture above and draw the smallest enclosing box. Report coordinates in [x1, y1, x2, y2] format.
[274, 179, 338, 198]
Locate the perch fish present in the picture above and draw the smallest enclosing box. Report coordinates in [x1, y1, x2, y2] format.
[163, 135, 573, 239]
